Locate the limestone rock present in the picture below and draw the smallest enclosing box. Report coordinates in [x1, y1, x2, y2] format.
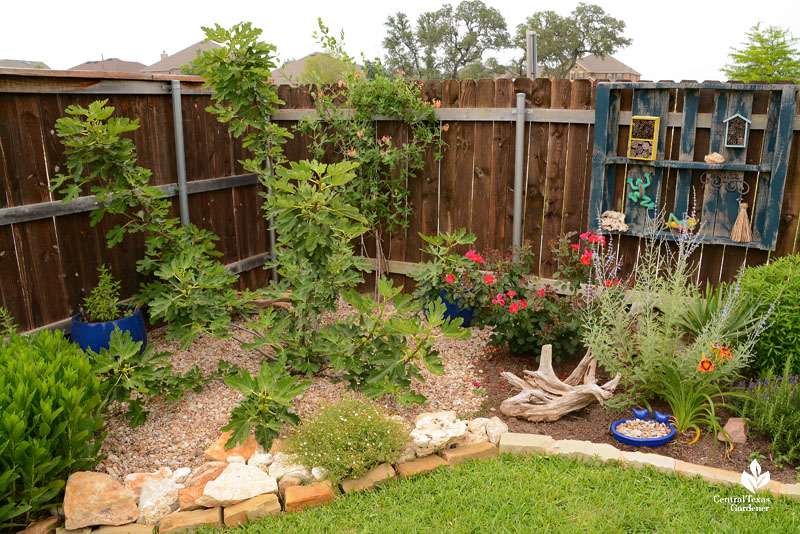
[204, 431, 257, 463]
[226, 455, 245, 464]
[284, 482, 335, 512]
[704, 152, 726, 165]
[158, 508, 222, 534]
[123, 468, 173, 504]
[94, 525, 154, 534]
[196, 463, 277, 507]
[455, 417, 508, 447]
[409, 411, 467, 457]
[177, 462, 227, 511]
[600, 210, 628, 232]
[138, 477, 181, 525]
[64, 472, 139, 530]
[55, 527, 91, 534]
[223, 494, 281, 526]
[247, 453, 273, 472]
[340, 463, 396, 494]
[311, 467, 327, 481]
[718, 417, 748, 444]
[21, 517, 60, 534]
[267, 453, 308, 480]
[397, 441, 416, 463]
[171, 468, 191, 484]
[278, 473, 305, 499]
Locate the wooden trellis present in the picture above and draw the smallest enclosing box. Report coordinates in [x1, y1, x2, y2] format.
[588, 82, 798, 250]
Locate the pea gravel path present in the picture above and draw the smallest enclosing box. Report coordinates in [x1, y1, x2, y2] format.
[96, 300, 491, 478]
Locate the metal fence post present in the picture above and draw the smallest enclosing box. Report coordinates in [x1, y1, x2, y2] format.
[170, 80, 190, 226]
[526, 31, 538, 79]
[512, 92, 526, 262]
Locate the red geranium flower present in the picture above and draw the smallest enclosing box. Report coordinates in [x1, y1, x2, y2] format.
[536, 288, 546, 296]
[570, 244, 580, 250]
[506, 290, 517, 297]
[604, 280, 613, 287]
[580, 231, 592, 240]
[484, 274, 495, 284]
[509, 303, 519, 313]
[445, 274, 455, 284]
[519, 299, 527, 308]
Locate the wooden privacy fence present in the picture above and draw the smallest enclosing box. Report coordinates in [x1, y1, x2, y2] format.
[1, 69, 800, 332]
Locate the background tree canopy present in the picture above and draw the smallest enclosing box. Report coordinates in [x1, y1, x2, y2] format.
[299, 53, 350, 85]
[514, 3, 632, 78]
[723, 23, 800, 83]
[382, 0, 510, 80]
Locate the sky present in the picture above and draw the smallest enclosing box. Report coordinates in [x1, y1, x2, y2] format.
[1, 0, 798, 80]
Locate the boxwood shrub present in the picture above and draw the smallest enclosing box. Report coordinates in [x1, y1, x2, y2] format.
[0, 330, 105, 528]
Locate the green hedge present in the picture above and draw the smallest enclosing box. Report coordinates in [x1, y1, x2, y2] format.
[0, 330, 105, 528]
[739, 255, 800, 377]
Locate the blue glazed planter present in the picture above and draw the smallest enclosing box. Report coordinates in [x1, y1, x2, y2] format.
[436, 289, 475, 328]
[610, 413, 676, 448]
[71, 306, 147, 354]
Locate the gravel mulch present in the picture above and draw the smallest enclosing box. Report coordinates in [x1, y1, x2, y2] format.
[97, 300, 490, 478]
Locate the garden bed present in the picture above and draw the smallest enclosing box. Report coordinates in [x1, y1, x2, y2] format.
[97, 300, 490, 478]
[475, 346, 799, 484]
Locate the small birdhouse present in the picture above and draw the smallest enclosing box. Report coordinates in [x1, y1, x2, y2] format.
[723, 113, 751, 148]
[627, 116, 660, 161]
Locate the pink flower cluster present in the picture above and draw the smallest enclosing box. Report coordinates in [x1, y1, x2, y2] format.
[492, 290, 527, 313]
[465, 249, 485, 263]
[579, 231, 606, 245]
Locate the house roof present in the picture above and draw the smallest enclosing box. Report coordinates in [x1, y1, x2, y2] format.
[70, 58, 146, 73]
[141, 41, 220, 73]
[574, 54, 640, 75]
[0, 59, 49, 69]
[273, 52, 323, 84]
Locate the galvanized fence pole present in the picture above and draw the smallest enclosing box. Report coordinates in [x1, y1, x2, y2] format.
[512, 92, 526, 262]
[170, 80, 190, 226]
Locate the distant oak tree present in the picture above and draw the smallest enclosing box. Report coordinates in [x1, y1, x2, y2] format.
[515, 3, 632, 78]
[723, 23, 800, 83]
[383, 0, 510, 80]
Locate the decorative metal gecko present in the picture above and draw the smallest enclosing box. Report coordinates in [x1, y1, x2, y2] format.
[627, 173, 655, 209]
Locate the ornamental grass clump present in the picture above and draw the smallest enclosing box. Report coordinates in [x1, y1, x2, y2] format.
[287, 398, 409, 484]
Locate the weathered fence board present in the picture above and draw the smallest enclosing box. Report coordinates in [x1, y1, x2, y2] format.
[2, 71, 800, 332]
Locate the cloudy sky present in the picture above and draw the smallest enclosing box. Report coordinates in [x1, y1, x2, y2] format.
[1, 0, 797, 80]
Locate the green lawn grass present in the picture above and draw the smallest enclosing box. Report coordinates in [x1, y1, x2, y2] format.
[210, 454, 799, 534]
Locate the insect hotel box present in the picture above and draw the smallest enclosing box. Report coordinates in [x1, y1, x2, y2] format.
[627, 116, 660, 161]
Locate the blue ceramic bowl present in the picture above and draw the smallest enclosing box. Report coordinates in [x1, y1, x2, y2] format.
[610, 417, 676, 448]
[71, 306, 147, 354]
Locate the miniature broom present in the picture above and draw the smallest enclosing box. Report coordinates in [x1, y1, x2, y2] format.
[731, 202, 753, 242]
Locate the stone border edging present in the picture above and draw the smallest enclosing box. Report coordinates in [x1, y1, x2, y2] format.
[497, 432, 800, 500]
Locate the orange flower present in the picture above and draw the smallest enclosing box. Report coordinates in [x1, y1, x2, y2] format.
[718, 347, 732, 360]
[697, 357, 715, 373]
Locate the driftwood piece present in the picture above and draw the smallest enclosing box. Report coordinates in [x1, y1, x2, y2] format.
[500, 344, 621, 422]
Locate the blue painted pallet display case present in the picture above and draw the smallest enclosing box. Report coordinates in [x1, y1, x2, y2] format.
[588, 82, 798, 250]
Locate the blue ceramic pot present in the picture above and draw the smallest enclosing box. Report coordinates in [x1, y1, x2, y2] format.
[437, 289, 475, 328]
[71, 306, 147, 354]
